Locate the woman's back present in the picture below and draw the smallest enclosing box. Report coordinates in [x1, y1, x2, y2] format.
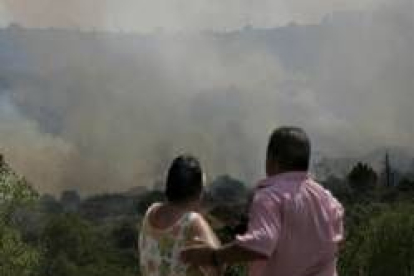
[139, 203, 205, 276]
[139, 156, 220, 276]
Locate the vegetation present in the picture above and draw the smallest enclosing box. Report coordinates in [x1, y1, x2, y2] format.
[1, 156, 414, 276]
[0, 157, 40, 276]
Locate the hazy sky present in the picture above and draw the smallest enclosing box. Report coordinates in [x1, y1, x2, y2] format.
[1, 0, 383, 31]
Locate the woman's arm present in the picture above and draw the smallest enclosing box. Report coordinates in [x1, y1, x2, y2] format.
[189, 213, 223, 275]
[191, 214, 220, 248]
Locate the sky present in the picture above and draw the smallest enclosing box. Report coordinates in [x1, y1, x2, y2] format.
[1, 0, 383, 32]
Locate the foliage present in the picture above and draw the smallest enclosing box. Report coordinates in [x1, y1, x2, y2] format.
[216, 226, 247, 276]
[0, 225, 41, 276]
[0, 160, 41, 276]
[41, 214, 98, 265]
[40, 213, 139, 276]
[111, 220, 138, 250]
[347, 162, 378, 194]
[360, 206, 414, 275]
[322, 176, 353, 204]
[0, 163, 38, 224]
[134, 190, 165, 215]
[60, 190, 81, 213]
[2, 155, 414, 276]
[340, 205, 414, 276]
[208, 175, 249, 204]
[398, 178, 414, 193]
[79, 193, 137, 220]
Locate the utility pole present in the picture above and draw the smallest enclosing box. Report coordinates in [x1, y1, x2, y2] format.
[0, 154, 4, 170]
[385, 152, 392, 187]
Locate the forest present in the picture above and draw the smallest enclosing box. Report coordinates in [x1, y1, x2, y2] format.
[1, 153, 414, 276]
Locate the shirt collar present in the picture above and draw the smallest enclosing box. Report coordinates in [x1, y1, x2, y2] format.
[257, 171, 310, 189]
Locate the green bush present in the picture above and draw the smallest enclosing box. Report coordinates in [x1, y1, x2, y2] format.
[0, 161, 41, 276]
[0, 225, 41, 276]
[340, 205, 414, 276]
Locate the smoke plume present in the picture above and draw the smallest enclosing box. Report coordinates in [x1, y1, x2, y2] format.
[0, 0, 412, 194]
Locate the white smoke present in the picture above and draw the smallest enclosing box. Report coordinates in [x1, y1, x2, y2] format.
[2, 0, 382, 32]
[0, 0, 412, 194]
[0, 93, 75, 194]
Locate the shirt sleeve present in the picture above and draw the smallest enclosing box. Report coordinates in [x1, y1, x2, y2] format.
[330, 197, 345, 244]
[235, 192, 282, 257]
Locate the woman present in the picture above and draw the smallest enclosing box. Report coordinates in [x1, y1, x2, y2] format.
[139, 155, 221, 276]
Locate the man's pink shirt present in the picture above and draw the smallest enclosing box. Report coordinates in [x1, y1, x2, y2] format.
[236, 172, 344, 276]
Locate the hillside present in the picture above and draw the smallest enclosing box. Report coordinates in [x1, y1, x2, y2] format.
[313, 147, 414, 180]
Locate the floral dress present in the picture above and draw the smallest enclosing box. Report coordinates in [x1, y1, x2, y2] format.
[139, 203, 201, 276]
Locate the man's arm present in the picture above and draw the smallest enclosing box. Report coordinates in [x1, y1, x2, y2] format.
[182, 192, 281, 266]
[181, 242, 268, 266]
[216, 242, 268, 263]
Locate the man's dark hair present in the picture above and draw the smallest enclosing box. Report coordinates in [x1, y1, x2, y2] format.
[165, 155, 203, 204]
[267, 126, 311, 171]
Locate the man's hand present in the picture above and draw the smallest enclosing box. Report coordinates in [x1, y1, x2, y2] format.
[182, 242, 268, 268]
[180, 244, 215, 266]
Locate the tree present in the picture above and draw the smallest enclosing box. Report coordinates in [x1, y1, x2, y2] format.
[0, 161, 38, 224]
[208, 175, 249, 205]
[322, 176, 352, 203]
[60, 190, 81, 213]
[134, 190, 165, 215]
[111, 220, 138, 250]
[347, 163, 378, 194]
[39, 194, 63, 214]
[41, 214, 99, 266]
[0, 225, 41, 276]
[41, 213, 139, 276]
[0, 156, 40, 276]
[398, 178, 414, 193]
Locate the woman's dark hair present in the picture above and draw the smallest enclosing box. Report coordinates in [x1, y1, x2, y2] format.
[165, 155, 203, 204]
[267, 126, 311, 171]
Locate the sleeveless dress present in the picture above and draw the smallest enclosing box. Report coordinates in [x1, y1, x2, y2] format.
[139, 203, 201, 276]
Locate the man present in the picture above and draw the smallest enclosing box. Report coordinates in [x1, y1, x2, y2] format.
[181, 126, 344, 276]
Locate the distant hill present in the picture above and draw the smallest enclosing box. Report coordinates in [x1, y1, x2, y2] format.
[312, 147, 414, 180]
[124, 186, 148, 197]
[0, 22, 328, 107]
